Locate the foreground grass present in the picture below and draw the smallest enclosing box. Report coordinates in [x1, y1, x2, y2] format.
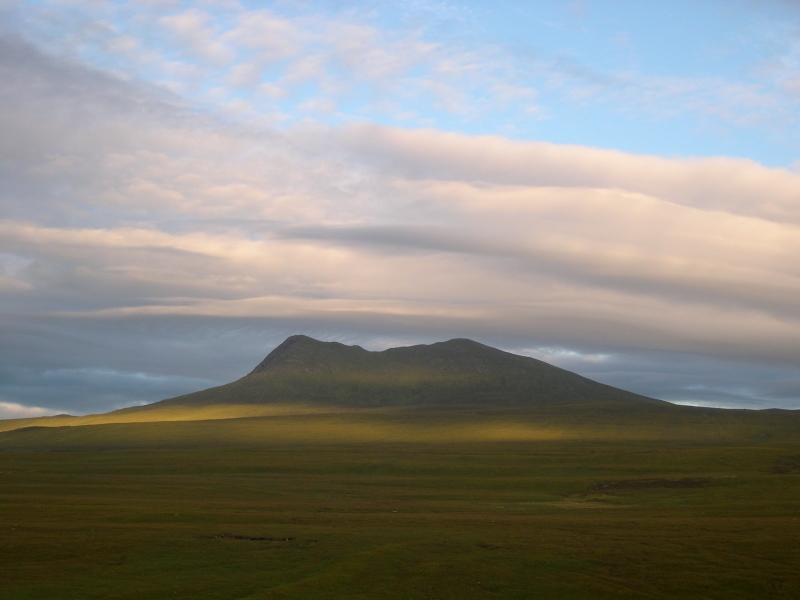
[1, 407, 799, 599]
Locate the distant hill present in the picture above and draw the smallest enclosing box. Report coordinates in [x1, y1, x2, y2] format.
[144, 335, 664, 410]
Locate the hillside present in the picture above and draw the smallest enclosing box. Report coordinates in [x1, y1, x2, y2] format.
[142, 335, 664, 410]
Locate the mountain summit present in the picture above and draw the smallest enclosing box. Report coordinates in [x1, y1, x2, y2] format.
[152, 335, 662, 409]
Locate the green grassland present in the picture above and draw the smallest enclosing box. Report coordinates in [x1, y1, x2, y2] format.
[1, 405, 800, 599]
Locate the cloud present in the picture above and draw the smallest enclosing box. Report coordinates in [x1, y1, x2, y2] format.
[221, 10, 303, 64]
[1, 42, 799, 371]
[0, 361, 221, 415]
[299, 97, 337, 114]
[541, 347, 800, 410]
[10, 0, 800, 149]
[1, 13, 800, 410]
[0, 401, 59, 419]
[334, 123, 800, 223]
[159, 9, 235, 66]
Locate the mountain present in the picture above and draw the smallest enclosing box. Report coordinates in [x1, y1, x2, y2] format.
[146, 335, 664, 410]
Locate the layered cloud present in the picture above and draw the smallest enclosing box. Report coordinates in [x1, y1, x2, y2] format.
[1, 2, 800, 411]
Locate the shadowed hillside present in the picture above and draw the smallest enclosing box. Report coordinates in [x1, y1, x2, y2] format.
[142, 335, 664, 410]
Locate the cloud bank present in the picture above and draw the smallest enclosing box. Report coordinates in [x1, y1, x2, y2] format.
[1, 2, 799, 412]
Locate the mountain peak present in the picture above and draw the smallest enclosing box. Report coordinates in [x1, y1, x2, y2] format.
[249, 335, 367, 375]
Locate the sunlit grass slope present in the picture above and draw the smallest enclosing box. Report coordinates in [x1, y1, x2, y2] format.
[0, 403, 338, 433]
[2, 403, 800, 448]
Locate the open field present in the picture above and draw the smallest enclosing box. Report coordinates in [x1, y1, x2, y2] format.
[1, 406, 800, 599]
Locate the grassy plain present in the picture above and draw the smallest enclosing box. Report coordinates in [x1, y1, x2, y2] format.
[1, 405, 799, 599]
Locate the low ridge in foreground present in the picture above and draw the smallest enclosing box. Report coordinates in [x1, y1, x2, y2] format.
[147, 335, 663, 410]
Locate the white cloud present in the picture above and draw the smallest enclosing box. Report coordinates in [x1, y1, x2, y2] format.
[257, 82, 287, 99]
[159, 9, 235, 66]
[13, 0, 800, 142]
[0, 401, 59, 419]
[226, 62, 262, 88]
[335, 124, 800, 224]
[298, 97, 337, 113]
[221, 10, 304, 63]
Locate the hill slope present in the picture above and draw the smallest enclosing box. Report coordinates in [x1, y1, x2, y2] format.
[144, 335, 663, 410]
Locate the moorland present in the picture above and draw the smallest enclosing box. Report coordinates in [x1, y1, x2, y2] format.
[1, 336, 799, 599]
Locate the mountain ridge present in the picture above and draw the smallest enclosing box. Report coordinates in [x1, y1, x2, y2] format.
[147, 335, 665, 410]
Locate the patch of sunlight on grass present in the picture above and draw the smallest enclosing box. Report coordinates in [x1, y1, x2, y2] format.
[0, 404, 342, 433]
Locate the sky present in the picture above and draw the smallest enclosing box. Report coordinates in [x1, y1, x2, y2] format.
[1, 0, 800, 417]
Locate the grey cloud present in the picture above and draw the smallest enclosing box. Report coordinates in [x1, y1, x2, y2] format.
[278, 221, 800, 323]
[0, 35, 198, 226]
[0, 314, 277, 413]
[0, 366, 218, 414]
[0, 35, 187, 151]
[539, 348, 800, 409]
[277, 224, 489, 255]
